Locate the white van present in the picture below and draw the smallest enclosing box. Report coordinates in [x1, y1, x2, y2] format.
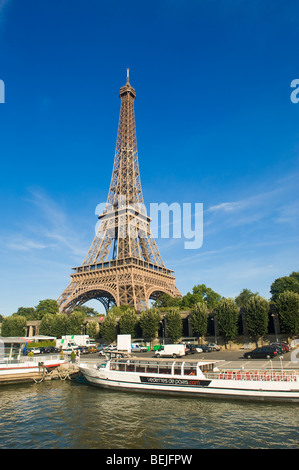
[154, 344, 186, 358]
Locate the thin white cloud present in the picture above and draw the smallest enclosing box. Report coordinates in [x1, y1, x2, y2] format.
[207, 201, 242, 212]
[0, 188, 88, 260]
[26, 188, 88, 259]
[5, 236, 48, 252]
[205, 173, 299, 234]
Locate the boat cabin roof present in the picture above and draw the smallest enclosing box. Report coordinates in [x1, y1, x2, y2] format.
[108, 358, 223, 368]
[0, 337, 31, 344]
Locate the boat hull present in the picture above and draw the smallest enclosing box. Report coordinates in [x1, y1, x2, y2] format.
[79, 365, 299, 403]
[0, 359, 65, 385]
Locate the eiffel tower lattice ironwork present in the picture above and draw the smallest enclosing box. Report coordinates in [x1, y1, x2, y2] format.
[58, 70, 181, 313]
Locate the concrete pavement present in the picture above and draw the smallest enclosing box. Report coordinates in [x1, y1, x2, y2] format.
[80, 347, 299, 371]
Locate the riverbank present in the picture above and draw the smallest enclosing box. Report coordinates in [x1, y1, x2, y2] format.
[0, 362, 80, 386]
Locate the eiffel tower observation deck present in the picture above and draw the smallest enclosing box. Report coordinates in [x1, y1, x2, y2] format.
[58, 70, 181, 313]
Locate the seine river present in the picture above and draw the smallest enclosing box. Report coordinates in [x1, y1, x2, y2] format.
[0, 379, 298, 449]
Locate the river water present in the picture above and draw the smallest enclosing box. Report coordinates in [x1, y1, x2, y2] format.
[0, 379, 298, 449]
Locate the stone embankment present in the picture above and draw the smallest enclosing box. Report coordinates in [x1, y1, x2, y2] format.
[44, 362, 80, 381]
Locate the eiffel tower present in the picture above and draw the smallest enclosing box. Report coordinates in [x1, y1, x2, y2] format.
[58, 70, 181, 313]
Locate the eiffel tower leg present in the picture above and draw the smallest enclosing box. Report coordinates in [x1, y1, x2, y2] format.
[57, 274, 118, 314]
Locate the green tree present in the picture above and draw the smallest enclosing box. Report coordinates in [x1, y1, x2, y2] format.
[214, 298, 239, 347]
[243, 295, 269, 346]
[86, 321, 98, 339]
[118, 307, 138, 336]
[275, 291, 299, 337]
[190, 302, 209, 341]
[153, 294, 182, 309]
[52, 313, 69, 339]
[1, 315, 27, 336]
[73, 305, 99, 317]
[139, 308, 161, 343]
[235, 289, 259, 308]
[14, 307, 37, 320]
[108, 305, 132, 316]
[181, 284, 221, 309]
[67, 310, 86, 335]
[35, 299, 59, 319]
[270, 272, 299, 301]
[165, 309, 183, 343]
[39, 313, 56, 336]
[101, 312, 118, 343]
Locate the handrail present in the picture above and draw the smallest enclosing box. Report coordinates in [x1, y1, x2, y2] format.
[0, 354, 62, 365]
[206, 370, 298, 382]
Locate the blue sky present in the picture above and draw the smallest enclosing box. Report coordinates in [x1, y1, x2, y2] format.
[0, 0, 298, 315]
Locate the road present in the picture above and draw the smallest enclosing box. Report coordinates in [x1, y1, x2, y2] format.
[80, 347, 299, 371]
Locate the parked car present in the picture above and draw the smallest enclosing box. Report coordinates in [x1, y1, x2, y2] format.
[99, 345, 117, 356]
[28, 347, 41, 354]
[44, 346, 60, 354]
[198, 344, 212, 353]
[270, 342, 289, 353]
[206, 343, 221, 351]
[185, 344, 198, 355]
[269, 343, 286, 354]
[87, 346, 97, 353]
[78, 346, 90, 354]
[131, 344, 148, 353]
[243, 346, 280, 359]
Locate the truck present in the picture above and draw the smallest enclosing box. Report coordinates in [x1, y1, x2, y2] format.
[56, 339, 79, 351]
[56, 335, 96, 350]
[117, 334, 131, 353]
[154, 344, 186, 358]
[131, 343, 148, 353]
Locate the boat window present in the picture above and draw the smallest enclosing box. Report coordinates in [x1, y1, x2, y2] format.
[3, 342, 21, 361]
[199, 363, 214, 373]
[183, 363, 197, 376]
[158, 364, 172, 374]
[97, 363, 107, 369]
[135, 362, 146, 373]
[147, 363, 159, 374]
[174, 366, 182, 375]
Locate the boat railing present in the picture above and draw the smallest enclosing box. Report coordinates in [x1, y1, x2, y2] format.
[0, 354, 62, 365]
[205, 369, 299, 382]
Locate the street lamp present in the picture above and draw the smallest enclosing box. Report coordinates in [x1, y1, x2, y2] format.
[160, 319, 165, 345]
[271, 313, 278, 342]
[211, 316, 217, 344]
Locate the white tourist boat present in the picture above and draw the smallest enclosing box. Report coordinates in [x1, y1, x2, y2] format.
[0, 337, 65, 384]
[79, 358, 299, 402]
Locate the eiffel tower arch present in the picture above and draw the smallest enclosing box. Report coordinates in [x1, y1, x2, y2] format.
[58, 70, 181, 313]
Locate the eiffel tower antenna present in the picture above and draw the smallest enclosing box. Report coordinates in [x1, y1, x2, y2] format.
[58, 72, 181, 313]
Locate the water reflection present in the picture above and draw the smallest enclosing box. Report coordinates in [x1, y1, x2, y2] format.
[0, 381, 298, 449]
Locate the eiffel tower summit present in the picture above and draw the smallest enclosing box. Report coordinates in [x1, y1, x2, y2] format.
[58, 70, 181, 313]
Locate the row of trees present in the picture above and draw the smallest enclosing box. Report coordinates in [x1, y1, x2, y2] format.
[99, 272, 299, 345]
[100, 306, 183, 344]
[190, 292, 299, 347]
[1, 306, 99, 339]
[1, 272, 298, 345]
[154, 272, 299, 311]
[0, 299, 100, 322]
[100, 289, 299, 346]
